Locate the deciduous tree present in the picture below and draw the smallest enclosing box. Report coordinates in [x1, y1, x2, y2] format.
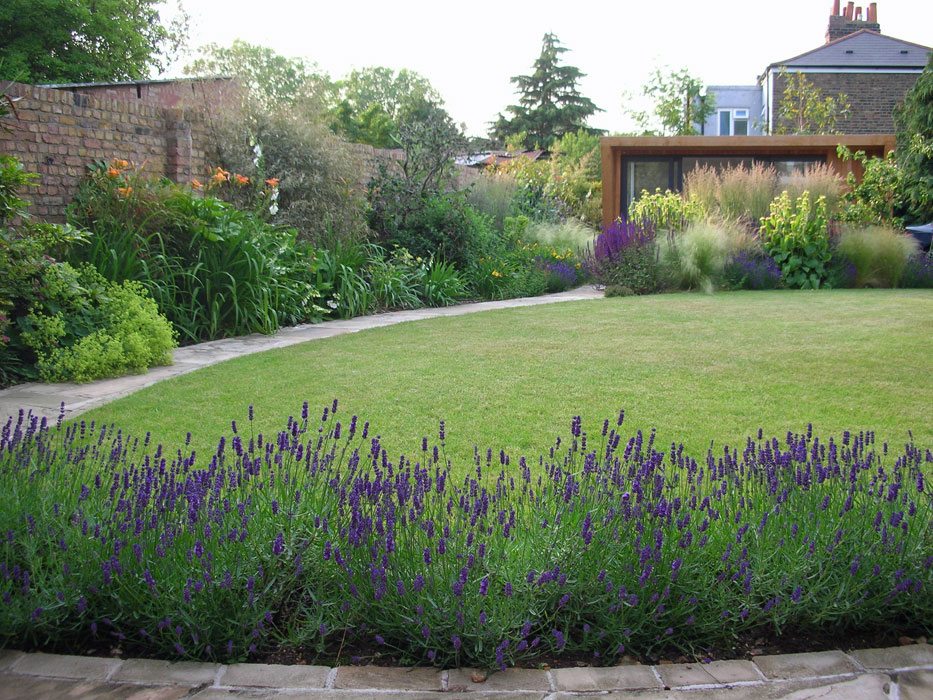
[0, 0, 187, 83]
[775, 70, 851, 135]
[625, 66, 715, 136]
[894, 52, 933, 223]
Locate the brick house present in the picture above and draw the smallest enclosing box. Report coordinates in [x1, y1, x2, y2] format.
[702, 2, 930, 135]
[760, 2, 931, 134]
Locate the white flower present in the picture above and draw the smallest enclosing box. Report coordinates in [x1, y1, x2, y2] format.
[326, 300, 338, 309]
[269, 203, 279, 216]
[252, 143, 262, 167]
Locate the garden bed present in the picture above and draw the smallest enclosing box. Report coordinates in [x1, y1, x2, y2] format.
[2, 402, 930, 669]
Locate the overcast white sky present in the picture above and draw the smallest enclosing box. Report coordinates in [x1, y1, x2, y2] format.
[164, 0, 932, 137]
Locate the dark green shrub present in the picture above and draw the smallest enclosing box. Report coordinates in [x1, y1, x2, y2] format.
[604, 284, 635, 297]
[207, 106, 368, 248]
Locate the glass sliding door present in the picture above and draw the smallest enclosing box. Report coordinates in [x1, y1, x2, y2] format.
[623, 158, 682, 213]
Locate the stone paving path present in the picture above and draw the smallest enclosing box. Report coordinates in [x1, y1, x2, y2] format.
[3, 286, 933, 698]
[0, 286, 603, 423]
[1, 645, 932, 699]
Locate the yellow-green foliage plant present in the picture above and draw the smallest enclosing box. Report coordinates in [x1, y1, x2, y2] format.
[759, 191, 830, 289]
[717, 163, 778, 224]
[835, 225, 921, 287]
[781, 163, 844, 216]
[628, 188, 707, 232]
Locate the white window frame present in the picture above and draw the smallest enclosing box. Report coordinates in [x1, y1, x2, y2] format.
[718, 108, 750, 135]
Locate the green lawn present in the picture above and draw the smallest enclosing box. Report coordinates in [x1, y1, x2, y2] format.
[82, 289, 933, 468]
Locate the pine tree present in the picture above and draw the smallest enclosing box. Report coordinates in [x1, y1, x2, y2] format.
[490, 33, 602, 149]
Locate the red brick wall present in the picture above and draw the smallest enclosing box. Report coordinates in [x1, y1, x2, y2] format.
[0, 82, 214, 221]
[774, 71, 919, 134]
[60, 78, 235, 110]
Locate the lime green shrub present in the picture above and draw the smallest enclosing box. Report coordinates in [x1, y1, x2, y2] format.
[628, 188, 707, 232]
[20, 263, 176, 383]
[834, 226, 921, 287]
[759, 191, 831, 289]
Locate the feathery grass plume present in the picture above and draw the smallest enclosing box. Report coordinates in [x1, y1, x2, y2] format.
[525, 219, 598, 251]
[657, 220, 744, 292]
[834, 226, 921, 287]
[683, 165, 719, 215]
[717, 163, 777, 225]
[781, 163, 844, 216]
[466, 173, 521, 232]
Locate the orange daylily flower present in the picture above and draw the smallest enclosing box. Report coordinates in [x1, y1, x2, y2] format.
[234, 174, 249, 185]
[106, 166, 121, 178]
[112, 159, 129, 169]
[191, 179, 203, 189]
[117, 186, 133, 197]
[265, 178, 279, 187]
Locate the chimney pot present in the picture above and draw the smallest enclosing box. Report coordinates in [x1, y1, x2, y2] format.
[845, 1, 855, 19]
[855, 6, 862, 20]
[832, 0, 841, 15]
[868, 2, 877, 23]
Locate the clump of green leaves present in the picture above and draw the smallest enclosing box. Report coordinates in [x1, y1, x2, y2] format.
[836, 147, 906, 227]
[20, 263, 176, 382]
[759, 191, 831, 289]
[629, 188, 707, 232]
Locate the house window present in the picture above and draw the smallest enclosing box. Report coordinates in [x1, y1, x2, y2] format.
[718, 109, 749, 135]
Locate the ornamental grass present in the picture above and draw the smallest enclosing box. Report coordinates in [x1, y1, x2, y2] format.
[1, 403, 930, 668]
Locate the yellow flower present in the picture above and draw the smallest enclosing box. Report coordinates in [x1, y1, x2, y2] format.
[492, 270, 502, 278]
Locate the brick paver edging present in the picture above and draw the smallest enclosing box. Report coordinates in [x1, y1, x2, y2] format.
[1, 645, 932, 698]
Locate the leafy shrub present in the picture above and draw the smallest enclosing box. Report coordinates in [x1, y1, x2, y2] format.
[836, 147, 906, 227]
[759, 191, 831, 289]
[901, 252, 933, 288]
[207, 103, 367, 248]
[2, 404, 931, 667]
[19, 263, 176, 383]
[0, 156, 88, 386]
[418, 258, 467, 306]
[657, 221, 742, 292]
[834, 226, 920, 288]
[68, 160, 326, 343]
[721, 251, 783, 290]
[628, 188, 707, 233]
[312, 241, 375, 319]
[604, 284, 635, 297]
[583, 219, 660, 294]
[781, 163, 844, 215]
[365, 246, 423, 310]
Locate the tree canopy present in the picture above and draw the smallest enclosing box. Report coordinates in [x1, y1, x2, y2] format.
[330, 67, 448, 148]
[185, 40, 335, 111]
[625, 66, 715, 136]
[490, 33, 603, 149]
[894, 52, 933, 223]
[0, 0, 187, 83]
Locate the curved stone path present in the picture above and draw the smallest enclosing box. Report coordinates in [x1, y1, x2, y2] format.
[0, 645, 931, 699]
[3, 285, 932, 698]
[0, 286, 602, 423]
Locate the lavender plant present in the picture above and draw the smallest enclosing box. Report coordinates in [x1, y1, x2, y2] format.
[1, 403, 931, 668]
[583, 219, 660, 294]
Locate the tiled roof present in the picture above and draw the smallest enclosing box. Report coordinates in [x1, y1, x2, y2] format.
[770, 30, 931, 69]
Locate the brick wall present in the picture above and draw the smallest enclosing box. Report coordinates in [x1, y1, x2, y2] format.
[56, 77, 236, 110]
[0, 81, 214, 221]
[773, 71, 918, 134]
[0, 81, 477, 222]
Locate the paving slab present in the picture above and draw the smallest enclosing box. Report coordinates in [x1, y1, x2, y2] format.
[753, 650, 859, 680]
[110, 658, 220, 685]
[191, 691, 535, 700]
[899, 670, 933, 700]
[0, 649, 25, 672]
[12, 652, 122, 680]
[333, 665, 442, 690]
[447, 666, 551, 691]
[0, 675, 193, 700]
[849, 644, 933, 670]
[550, 663, 660, 691]
[656, 662, 720, 687]
[219, 662, 330, 688]
[573, 672, 891, 699]
[702, 659, 764, 684]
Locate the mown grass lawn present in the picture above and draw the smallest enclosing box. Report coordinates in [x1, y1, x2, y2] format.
[83, 289, 933, 468]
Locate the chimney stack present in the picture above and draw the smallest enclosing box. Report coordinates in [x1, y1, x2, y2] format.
[827, 0, 880, 42]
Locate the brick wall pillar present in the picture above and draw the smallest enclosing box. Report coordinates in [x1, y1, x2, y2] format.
[163, 108, 193, 183]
